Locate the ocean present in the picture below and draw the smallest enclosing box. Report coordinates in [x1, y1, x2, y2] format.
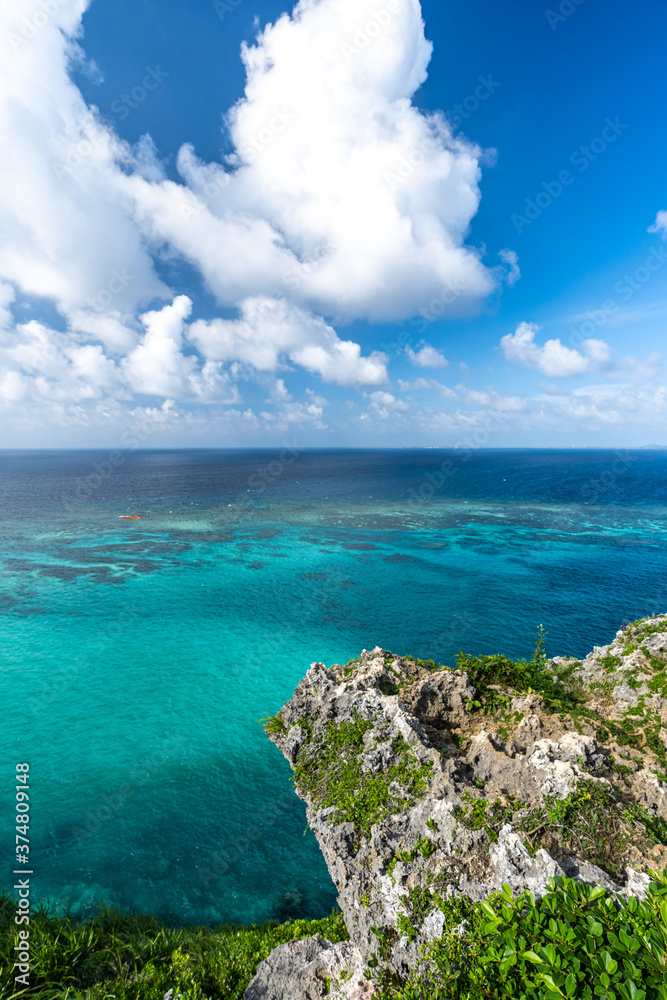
[1, 448, 666, 926]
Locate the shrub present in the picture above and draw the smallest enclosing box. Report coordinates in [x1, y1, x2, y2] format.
[377, 873, 667, 1000]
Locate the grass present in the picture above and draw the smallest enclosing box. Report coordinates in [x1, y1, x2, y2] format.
[292, 712, 433, 845]
[260, 712, 286, 736]
[455, 646, 584, 719]
[0, 893, 348, 1000]
[518, 782, 634, 880]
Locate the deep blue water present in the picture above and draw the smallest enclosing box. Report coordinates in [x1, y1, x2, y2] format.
[1, 449, 666, 925]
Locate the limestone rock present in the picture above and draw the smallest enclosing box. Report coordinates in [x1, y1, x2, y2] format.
[401, 669, 475, 728]
[243, 937, 372, 1000]
[258, 617, 667, 985]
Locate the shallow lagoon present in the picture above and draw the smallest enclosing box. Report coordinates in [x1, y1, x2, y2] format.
[1, 449, 666, 924]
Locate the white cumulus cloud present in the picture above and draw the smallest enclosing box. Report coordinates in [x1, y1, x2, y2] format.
[189, 297, 388, 387]
[405, 341, 449, 368]
[124, 0, 497, 323]
[0, 0, 514, 441]
[500, 322, 613, 378]
[0, 2, 167, 319]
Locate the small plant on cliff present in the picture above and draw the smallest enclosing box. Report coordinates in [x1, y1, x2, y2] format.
[533, 624, 548, 669]
[261, 712, 287, 736]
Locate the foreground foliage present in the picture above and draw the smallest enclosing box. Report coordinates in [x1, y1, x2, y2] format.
[376, 873, 667, 1000]
[0, 894, 348, 1000]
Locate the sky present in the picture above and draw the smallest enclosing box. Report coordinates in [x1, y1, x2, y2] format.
[0, 0, 665, 448]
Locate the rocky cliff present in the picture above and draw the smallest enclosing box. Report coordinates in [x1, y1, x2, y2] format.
[245, 616, 667, 999]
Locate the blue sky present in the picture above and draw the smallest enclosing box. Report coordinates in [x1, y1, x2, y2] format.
[0, 0, 665, 447]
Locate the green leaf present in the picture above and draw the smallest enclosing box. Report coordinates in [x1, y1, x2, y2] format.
[482, 920, 501, 935]
[565, 973, 577, 996]
[619, 929, 634, 951]
[524, 950, 543, 964]
[540, 973, 563, 994]
[603, 951, 619, 975]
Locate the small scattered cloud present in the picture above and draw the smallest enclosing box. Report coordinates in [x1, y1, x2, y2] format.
[405, 341, 449, 368]
[648, 211, 667, 238]
[465, 388, 526, 412]
[398, 377, 459, 399]
[500, 321, 613, 378]
[499, 249, 520, 286]
[364, 390, 410, 420]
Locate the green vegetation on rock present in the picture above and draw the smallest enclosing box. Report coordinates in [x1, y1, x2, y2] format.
[376, 873, 667, 1000]
[292, 713, 433, 844]
[260, 711, 286, 736]
[517, 782, 659, 880]
[620, 617, 667, 655]
[455, 647, 584, 718]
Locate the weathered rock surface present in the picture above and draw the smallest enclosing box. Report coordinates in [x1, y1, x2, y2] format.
[244, 937, 372, 1000]
[244, 615, 667, 997]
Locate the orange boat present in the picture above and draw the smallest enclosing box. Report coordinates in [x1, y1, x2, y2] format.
[120, 515, 142, 519]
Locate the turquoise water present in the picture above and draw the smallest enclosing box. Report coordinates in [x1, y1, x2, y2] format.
[1, 449, 666, 925]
